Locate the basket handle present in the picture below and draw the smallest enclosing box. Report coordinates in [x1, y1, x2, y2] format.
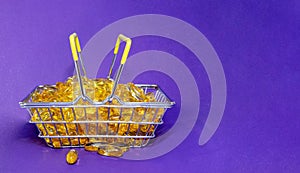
[108, 34, 132, 78]
[69, 33, 88, 99]
[114, 34, 132, 65]
[108, 34, 132, 101]
[70, 33, 81, 61]
[70, 33, 132, 102]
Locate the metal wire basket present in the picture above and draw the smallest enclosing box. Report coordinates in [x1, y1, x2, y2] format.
[19, 33, 174, 148]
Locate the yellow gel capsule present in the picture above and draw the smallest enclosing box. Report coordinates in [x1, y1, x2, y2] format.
[80, 138, 89, 145]
[97, 143, 129, 157]
[84, 143, 100, 152]
[66, 149, 78, 165]
[52, 139, 61, 148]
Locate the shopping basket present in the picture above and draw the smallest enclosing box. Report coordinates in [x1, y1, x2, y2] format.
[19, 33, 175, 148]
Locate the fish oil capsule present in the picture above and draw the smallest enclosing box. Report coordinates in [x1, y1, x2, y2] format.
[52, 139, 61, 148]
[84, 143, 99, 152]
[61, 138, 70, 146]
[97, 143, 129, 157]
[80, 138, 89, 145]
[66, 149, 78, 165]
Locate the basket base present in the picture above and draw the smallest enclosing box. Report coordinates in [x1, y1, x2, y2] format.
[42, 137, 151, 148]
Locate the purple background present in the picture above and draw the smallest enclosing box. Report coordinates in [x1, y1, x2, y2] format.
[1, 1, 299, 172]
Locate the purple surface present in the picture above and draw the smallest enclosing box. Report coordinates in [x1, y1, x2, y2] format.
[0, 1, 299, 172]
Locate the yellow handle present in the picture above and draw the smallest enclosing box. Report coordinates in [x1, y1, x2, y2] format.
[69, 33, 82, 61]
[75, 35, 81, 53]
[113, 34, 132, 64]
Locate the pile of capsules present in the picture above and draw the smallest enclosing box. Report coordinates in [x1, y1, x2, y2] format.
[30, 76, 165, 162]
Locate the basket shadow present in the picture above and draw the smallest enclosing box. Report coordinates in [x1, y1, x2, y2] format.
[17, 122, 46, 147]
